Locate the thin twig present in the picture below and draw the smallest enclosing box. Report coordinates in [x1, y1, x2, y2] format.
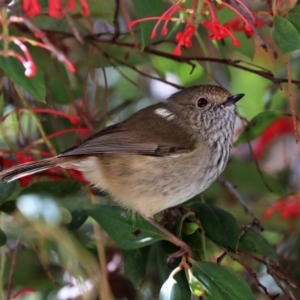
[33, 245, 59, 289]
[285, 54, 299, 142]
[239, 219, 264, 239]
[247, 254, 300, 291]
[85, 38, 300, 87]
[271, 275, 295, 300]
[216, 251, 227, 264]
[112, 0, 120, 41]
[90, 41, 184, 89]
[6, 237, 20, 300]
[14, 84, 56, 155]
[119, 0, 139, 52]
[63, 7, 83, 43]
[113, 64, 140, 87]
[218, 178, 260, 224]
[239, 115, 274, 193]
[229, 253, 274, 299]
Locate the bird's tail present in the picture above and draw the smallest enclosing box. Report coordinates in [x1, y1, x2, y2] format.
[0, 157, 61, 182]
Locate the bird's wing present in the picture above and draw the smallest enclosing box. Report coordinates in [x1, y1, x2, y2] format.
[58, 109, 195, 157]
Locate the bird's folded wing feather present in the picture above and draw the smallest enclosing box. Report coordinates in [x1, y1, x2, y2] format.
[57, 115, 195, 157]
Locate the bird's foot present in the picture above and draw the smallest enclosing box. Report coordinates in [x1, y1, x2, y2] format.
[167, 243, 192, 265]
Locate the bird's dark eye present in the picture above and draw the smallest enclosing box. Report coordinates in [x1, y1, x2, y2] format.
[196, 98, 208, 108]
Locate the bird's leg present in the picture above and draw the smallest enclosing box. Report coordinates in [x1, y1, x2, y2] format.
[144, 216, 193, 263]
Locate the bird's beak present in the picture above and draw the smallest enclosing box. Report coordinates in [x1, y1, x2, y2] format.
[223, 94, 245, 106]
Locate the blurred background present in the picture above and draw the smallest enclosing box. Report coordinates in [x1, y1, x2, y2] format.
[0, 0, 300, 299]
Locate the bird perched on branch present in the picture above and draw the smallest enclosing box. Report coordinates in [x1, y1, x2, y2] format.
[0, 85, 244, 256]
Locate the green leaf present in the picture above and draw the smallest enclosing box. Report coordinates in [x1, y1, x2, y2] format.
[235, 111, 282, 145]
[152, 241, 191, 299]
[174, 267, 191, 300]
[192, 261, 255, 300]
[238, 229, 278, 263]
[94, 43, 145, 68]
[65, 209, 88, 231]
[197, 203, 239, 251]
[0, 181, 16, 204]
[132, 0, 164, 46]
[20, 179, 81, 196]
[182, 222, 199, 235]
[28, 46, 83, 104]
[85, 0, 116, 23]
[5, 248, 53, 287]
[286, 5, 300, 32]
[0, 228, 7, 246]
[86, 205, 168, 249]
[272, 16, 300, 54]
[152, 241, 181, 281]
[182, 231, 203, 252]
[186, 270, 205, 297]
[20, 180, 90, 211]
[0, 55, 46, 102]
[123, 246, 151, 288]
[159, 276, 182, 300]
[234, 31, 255, 59]
[47, 64, 83, 105]
[175, 212, 197, 237]
[0, 201, 17, 214]
[60, 207, 72, 224]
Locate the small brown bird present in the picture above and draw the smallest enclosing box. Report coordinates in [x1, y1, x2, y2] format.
[0, 85, 244, 255]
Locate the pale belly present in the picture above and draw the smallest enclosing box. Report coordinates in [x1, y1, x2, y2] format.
[74, 151, 224, 217]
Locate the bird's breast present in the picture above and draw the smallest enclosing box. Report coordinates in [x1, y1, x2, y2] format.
[200, 127, 233, 187]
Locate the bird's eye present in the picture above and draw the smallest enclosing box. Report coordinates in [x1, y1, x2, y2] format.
[196, 97, 208, 108]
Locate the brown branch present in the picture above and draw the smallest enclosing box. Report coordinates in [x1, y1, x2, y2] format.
[86, 38, 300, 87]
[271, 275, 295, 300]
[218, 178, 261, 228]
[229, 253, 274, 299]
[216, 251, 227, 264]
[247, 253, 300, 292]
[98, 49, 139, 87]
[112, 0, 120, 41]
[13, 23, 300, 87]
